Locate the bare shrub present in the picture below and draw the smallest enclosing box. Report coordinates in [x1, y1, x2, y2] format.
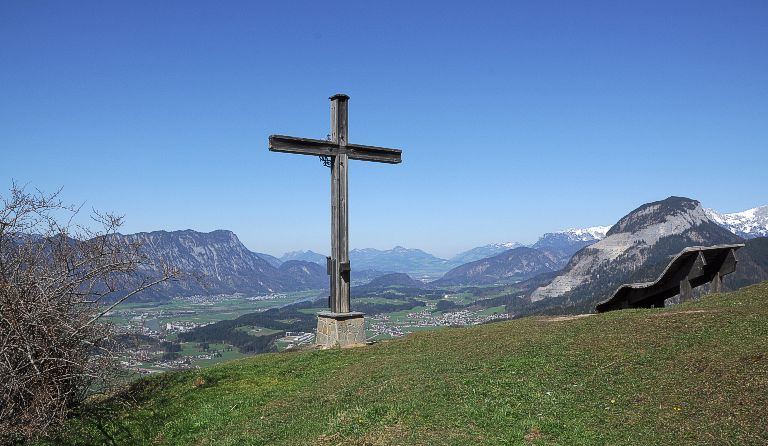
[0, 184, 175, 443]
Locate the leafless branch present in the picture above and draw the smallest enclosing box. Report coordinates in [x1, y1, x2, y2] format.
[0, 183, 173, 442]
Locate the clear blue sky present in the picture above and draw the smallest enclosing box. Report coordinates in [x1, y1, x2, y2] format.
[1, 1, 766, 258]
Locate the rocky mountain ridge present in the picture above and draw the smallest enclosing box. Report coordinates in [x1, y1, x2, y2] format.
[348, 246, 451, 278]
[113, 230, 327, 299]
[449, 242, 524, 265]
[113, 200, 768, 300]
[527, 197, 743, 312]
[279, 250, 327, 265]
[433, 247, 561, 286]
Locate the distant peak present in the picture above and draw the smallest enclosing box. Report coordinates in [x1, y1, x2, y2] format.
[534, 226, 610, 245]
[283, 249, 321, 256]
[705, 204, 768, 239]
[606, 196, 707, 236]
[554, 226, 610, 239]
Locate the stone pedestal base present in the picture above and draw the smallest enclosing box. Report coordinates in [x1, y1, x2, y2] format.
[316, 311, 366, 348]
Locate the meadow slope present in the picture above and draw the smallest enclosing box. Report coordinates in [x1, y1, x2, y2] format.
[54, 283, 768, 445]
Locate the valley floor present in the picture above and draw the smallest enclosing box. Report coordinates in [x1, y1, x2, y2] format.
[52, 283, 768, 445]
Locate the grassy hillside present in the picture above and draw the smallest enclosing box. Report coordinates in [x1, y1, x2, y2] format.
[54, 283, 768, 445]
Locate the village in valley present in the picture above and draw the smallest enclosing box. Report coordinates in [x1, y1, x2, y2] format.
[106, 288, 511, 374]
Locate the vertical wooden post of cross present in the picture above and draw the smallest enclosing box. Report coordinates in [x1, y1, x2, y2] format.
[330, 94, 351, 313]
[268, 94, 401, 346]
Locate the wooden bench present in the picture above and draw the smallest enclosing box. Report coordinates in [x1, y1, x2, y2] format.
[595, 244, 744, 313]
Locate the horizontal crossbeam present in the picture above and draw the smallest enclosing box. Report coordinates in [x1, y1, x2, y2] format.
[269, 135, 402, 164]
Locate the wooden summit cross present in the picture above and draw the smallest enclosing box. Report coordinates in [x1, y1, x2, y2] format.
[269, 94, 402, 347]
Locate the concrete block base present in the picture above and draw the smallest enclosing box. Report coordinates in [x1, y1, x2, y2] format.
[316, 311, 366, 348]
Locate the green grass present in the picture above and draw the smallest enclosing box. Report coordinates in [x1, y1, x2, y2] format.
[53, 283, 768, 445]
[186, 343, 247, 366]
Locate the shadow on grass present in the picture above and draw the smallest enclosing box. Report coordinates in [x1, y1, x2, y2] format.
[49, 371, 204, 445]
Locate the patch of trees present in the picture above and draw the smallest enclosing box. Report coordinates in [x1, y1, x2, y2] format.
[731, 238, 768, 289]
[353, 298, 425, 314]
[471, 292, 524, 311]
[455, 285, 511, 297]
[434, 299, 464, 312]
[178, 304, 317, 354]
[160, 341, 181, 353]
[107, 333, 159, 350]
[161, 351, 181, 361]
[354, 289, 445, 301]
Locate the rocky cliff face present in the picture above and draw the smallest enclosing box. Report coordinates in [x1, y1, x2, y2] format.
[277, 260, 327, 290]
[113, 230, 326, 299]
[527, 197, 743, 312]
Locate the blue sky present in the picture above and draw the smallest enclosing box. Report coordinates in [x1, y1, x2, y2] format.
[1, 1, 766, 258]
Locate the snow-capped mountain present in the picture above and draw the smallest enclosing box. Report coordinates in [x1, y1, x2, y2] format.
[560, 226, 611, 241]
[439, 227, 611, 284]
[534, 226, 610, 246]
[528, 197, 742, 311]
[531, 225, 611, 264]
[450, 242, 524, 265]
[705, 206, 768, 239]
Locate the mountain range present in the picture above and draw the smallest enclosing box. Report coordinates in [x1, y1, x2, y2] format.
[521, 197, 768, 314]
[348, 247, 451, 278]
[269, 228, 613, 280]
[280, 248, 450, 279]
[530, 226, 610, 261]
[106, 201, 767, 301]
[448, 242, 523, 264]
[113, 230, 327, 299]
[433, 247, 561, 286]
[279, 250, 327, 265]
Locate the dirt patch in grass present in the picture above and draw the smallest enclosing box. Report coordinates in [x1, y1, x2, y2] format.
[540, 314, 594, 322]
[652, 309, 718, 317]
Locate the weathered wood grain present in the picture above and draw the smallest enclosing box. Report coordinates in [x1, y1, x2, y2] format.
[268, 94, 402, 315]
[269, 135, 402, 164]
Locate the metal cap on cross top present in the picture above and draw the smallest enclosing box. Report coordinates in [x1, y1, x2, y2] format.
[268, 95, 402, 317]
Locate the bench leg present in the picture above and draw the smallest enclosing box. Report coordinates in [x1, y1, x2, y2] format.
[710, 273, 722, 294]
[679, 279, 692, 302]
